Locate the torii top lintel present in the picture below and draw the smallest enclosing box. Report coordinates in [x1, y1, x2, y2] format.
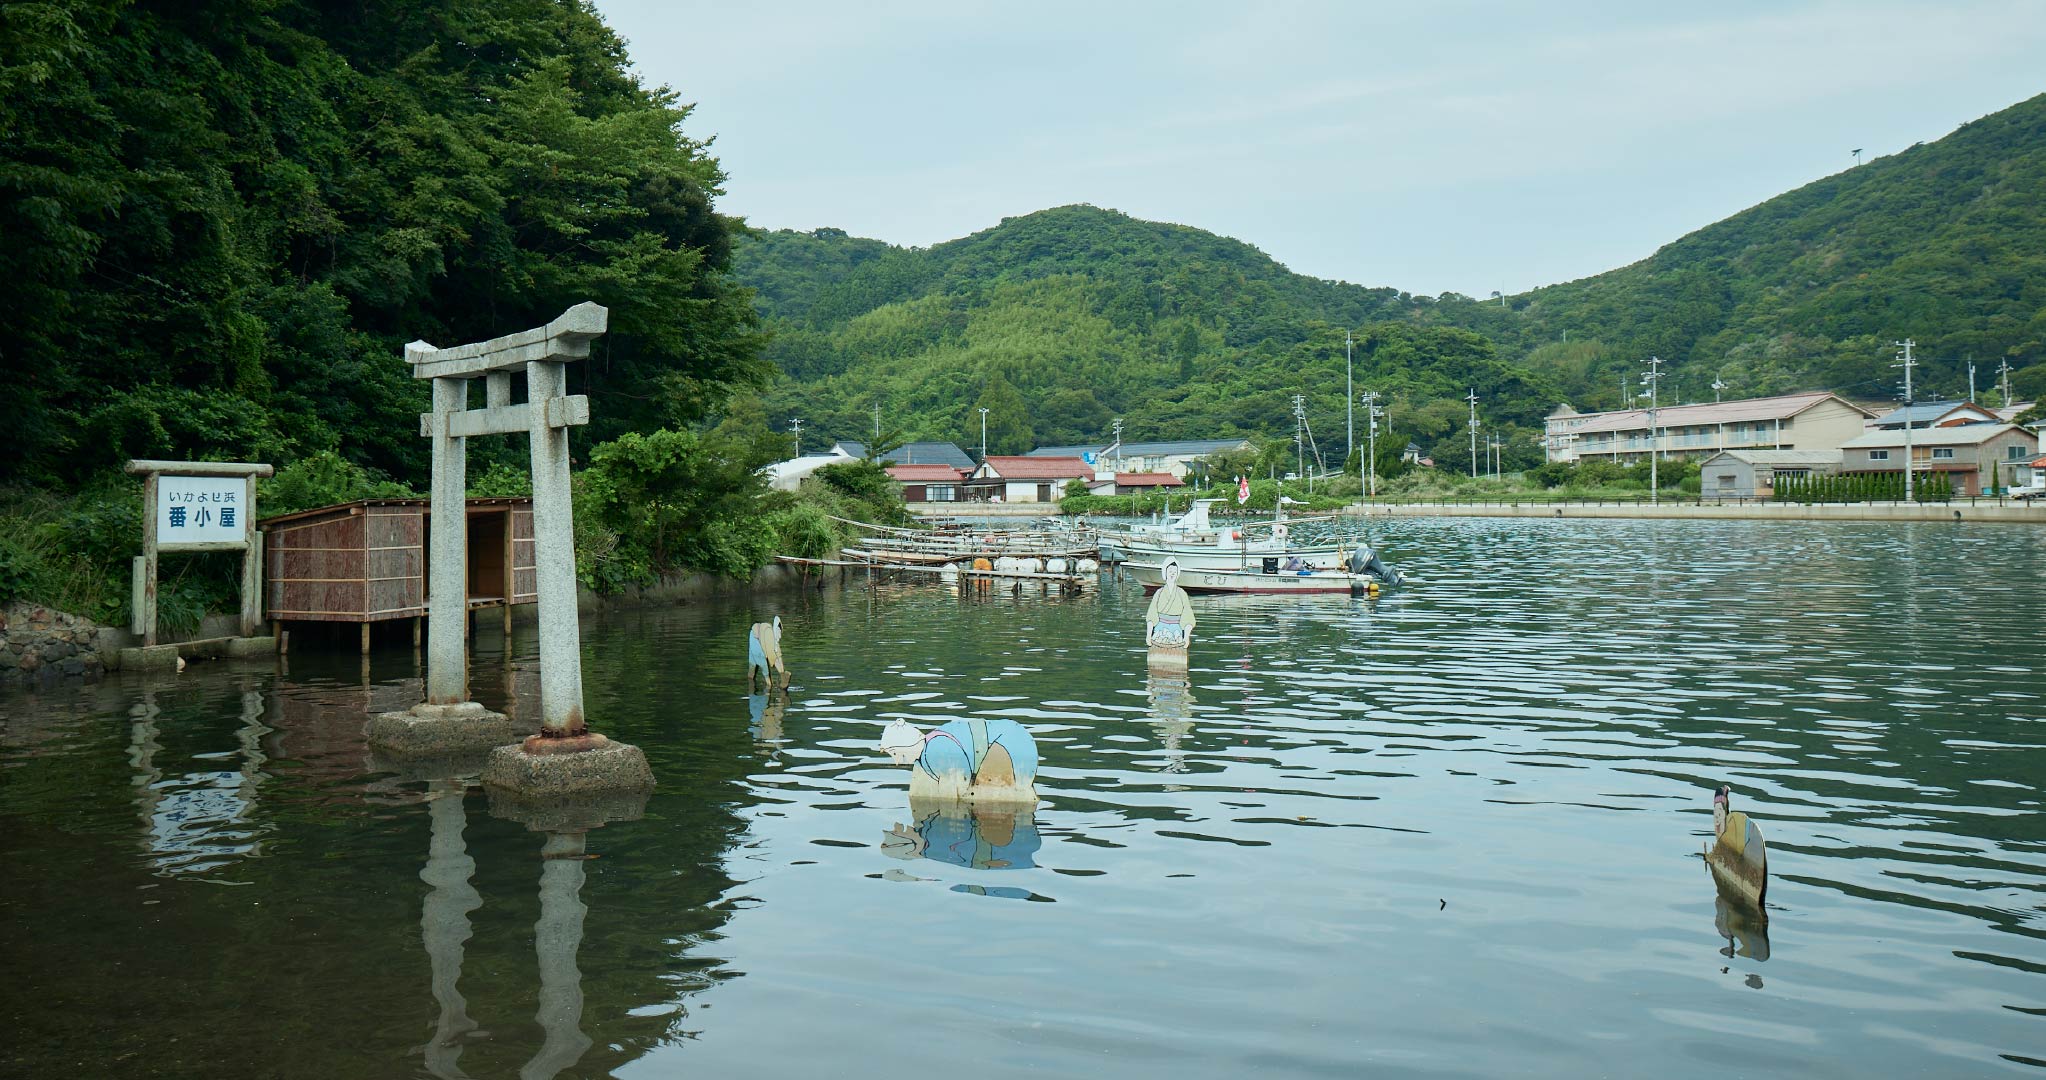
[405, 302, 609, 381]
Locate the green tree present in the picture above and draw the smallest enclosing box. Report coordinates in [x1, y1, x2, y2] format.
[966, 377, 1033, 457]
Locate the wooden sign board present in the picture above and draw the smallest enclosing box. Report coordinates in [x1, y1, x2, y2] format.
[125, 460, 274, 646]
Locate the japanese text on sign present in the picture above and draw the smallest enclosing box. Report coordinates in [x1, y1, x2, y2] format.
[156, 475, 246, 544]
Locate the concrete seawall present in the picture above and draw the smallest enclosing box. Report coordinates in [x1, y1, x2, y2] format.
[1339, 501, 2046, 523]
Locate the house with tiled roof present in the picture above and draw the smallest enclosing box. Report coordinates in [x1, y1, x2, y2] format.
[1086, 472, 1187, 496]
[964, 456, 1094, 503]
[884, 463, 969, 503]
[1868, 400, 2001, 430]
[1024, 438, 1252, 478]
[830, 440, 977, 470]
[1840, 423, 2037, 495]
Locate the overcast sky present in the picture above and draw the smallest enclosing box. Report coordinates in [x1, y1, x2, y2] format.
[597, 1, 2046, 297]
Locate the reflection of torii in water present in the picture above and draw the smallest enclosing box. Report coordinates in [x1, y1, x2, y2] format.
[413, 784, 595, 1080]
[419, 779, 484, 1079]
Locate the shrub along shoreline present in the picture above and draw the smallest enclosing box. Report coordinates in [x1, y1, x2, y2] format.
[0, 429, 908, 638]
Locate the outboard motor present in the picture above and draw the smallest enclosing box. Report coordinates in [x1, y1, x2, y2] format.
[1349, 544, 1405, 587]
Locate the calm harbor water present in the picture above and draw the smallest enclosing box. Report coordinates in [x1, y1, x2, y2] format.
[4, 517, 2044, 1078]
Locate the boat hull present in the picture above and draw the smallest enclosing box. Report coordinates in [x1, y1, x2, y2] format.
[1113, 540, 1347, 572]
[1124, 561, 1380, 595]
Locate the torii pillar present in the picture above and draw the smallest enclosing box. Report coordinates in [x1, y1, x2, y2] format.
[367, 303, 652, 801]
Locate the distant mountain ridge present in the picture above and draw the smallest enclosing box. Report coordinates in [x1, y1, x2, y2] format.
[733, 93, 2046, 459]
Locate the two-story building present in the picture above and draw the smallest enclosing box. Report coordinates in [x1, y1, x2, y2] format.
[1838, 423, 2037, 495]
[1545, 392, 1877, 465]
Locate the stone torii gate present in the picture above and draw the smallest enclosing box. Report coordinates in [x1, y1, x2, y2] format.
[368, 302, 651, 800]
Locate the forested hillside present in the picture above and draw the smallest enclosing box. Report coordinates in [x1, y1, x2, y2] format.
[739, 93, 2046, 458]
[740, 206, 1555, 470]
[1, 0, 765, 488]
[1436, 91, 2046, 411]
[0, 1, 891, 625]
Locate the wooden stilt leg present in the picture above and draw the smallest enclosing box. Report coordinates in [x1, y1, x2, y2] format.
[412, 616, 422, 649]
[502, 602, 512, 636]
[361, 622, 371, 654]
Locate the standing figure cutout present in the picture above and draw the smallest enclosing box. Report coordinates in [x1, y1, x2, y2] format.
[1704, 784, 1768, 908]
[1146, 559, 1196, 673]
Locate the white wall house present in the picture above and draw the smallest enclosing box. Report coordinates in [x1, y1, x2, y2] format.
[1545, 392, 1876, 465]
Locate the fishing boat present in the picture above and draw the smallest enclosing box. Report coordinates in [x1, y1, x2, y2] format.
[1122, 558, 1386, 596]
[1123, 537, 1402, 596]
[1098, 498, 1349, 571]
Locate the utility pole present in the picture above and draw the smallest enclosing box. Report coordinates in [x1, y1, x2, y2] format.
[1361, 389, 1382, 499]
[1895, 339, 1917, 503]
[1712, 378, 1726, 404]
[790, 417, 803, 457]
[1292, 394, 1307, 492]
[1345, 331, 1354, 476]
[1641, 357, 1662, 505]
[1466, 388, 1480, 480]
[1998, 357, 2014, 406]
[1968, 360, 1977, 404]
[978, 407, 989, 462]
[1111, 417, 1124, 471]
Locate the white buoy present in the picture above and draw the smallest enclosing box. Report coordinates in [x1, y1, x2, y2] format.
[1077, 559, 1099, 573]
[1019, 558, 1042, 575]
[1045, 558, 1067, 574]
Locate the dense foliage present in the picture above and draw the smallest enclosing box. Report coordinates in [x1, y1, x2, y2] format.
[1, 0, 765, 488]
[0, 1, 859, 625]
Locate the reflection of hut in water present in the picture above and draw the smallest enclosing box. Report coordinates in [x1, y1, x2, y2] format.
[259, 498, 536, 652]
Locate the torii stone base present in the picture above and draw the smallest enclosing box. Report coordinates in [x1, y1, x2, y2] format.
[480, 735, 654, 804]
[367, 702, 518, 759]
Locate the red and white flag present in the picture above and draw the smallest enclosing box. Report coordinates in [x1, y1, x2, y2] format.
[1237, 476, 1251, 504]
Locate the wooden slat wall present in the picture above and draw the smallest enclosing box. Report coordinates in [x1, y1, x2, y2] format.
[511, 507, 538, 604]
[263, 505, 425, 622]
[263, 499, 528, 622]
[365, 506, 425, 618]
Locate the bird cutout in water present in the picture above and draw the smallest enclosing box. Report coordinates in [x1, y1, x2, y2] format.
[1704, 784, 1768, 908]
[747, 615, 787, 693]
